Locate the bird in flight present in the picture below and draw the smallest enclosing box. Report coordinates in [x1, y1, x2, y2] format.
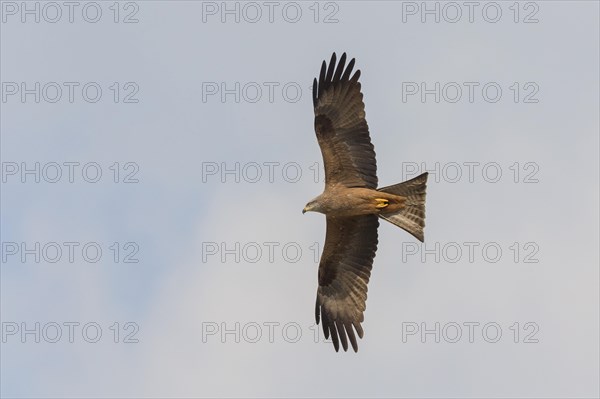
[303, 52, 429, 352]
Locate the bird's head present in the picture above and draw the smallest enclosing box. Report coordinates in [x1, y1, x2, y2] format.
[302, 198, 323, 214]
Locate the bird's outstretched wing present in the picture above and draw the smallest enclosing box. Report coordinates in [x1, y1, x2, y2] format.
[313, 52, 377, 189]
[316, 214, 379, 352]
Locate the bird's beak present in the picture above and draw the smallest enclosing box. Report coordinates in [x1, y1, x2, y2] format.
[302, 207, 307, 214]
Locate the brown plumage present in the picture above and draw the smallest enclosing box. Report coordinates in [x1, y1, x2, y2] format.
[303, 52, 429, 352]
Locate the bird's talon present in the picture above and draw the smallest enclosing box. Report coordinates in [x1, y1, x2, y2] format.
[375, 198, 389, 209]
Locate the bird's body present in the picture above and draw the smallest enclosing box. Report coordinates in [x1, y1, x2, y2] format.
[304, 52, 429, 352]
[305, 185, 406, 217]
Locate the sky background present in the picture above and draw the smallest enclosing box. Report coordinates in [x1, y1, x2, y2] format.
[1, 1, 599, 398]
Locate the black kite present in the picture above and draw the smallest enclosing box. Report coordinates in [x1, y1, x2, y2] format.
[303, 52, 429, 352]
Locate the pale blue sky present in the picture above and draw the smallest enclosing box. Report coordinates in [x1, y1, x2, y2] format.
[1, 1, 599, 397]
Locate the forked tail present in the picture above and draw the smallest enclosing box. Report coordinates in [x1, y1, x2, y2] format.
[377, 172, 428, 242]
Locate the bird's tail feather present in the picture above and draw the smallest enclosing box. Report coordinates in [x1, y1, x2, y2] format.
[377, 172, 428, 242]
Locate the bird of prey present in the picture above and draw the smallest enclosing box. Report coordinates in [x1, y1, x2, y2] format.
[303, 52, 429, 352]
